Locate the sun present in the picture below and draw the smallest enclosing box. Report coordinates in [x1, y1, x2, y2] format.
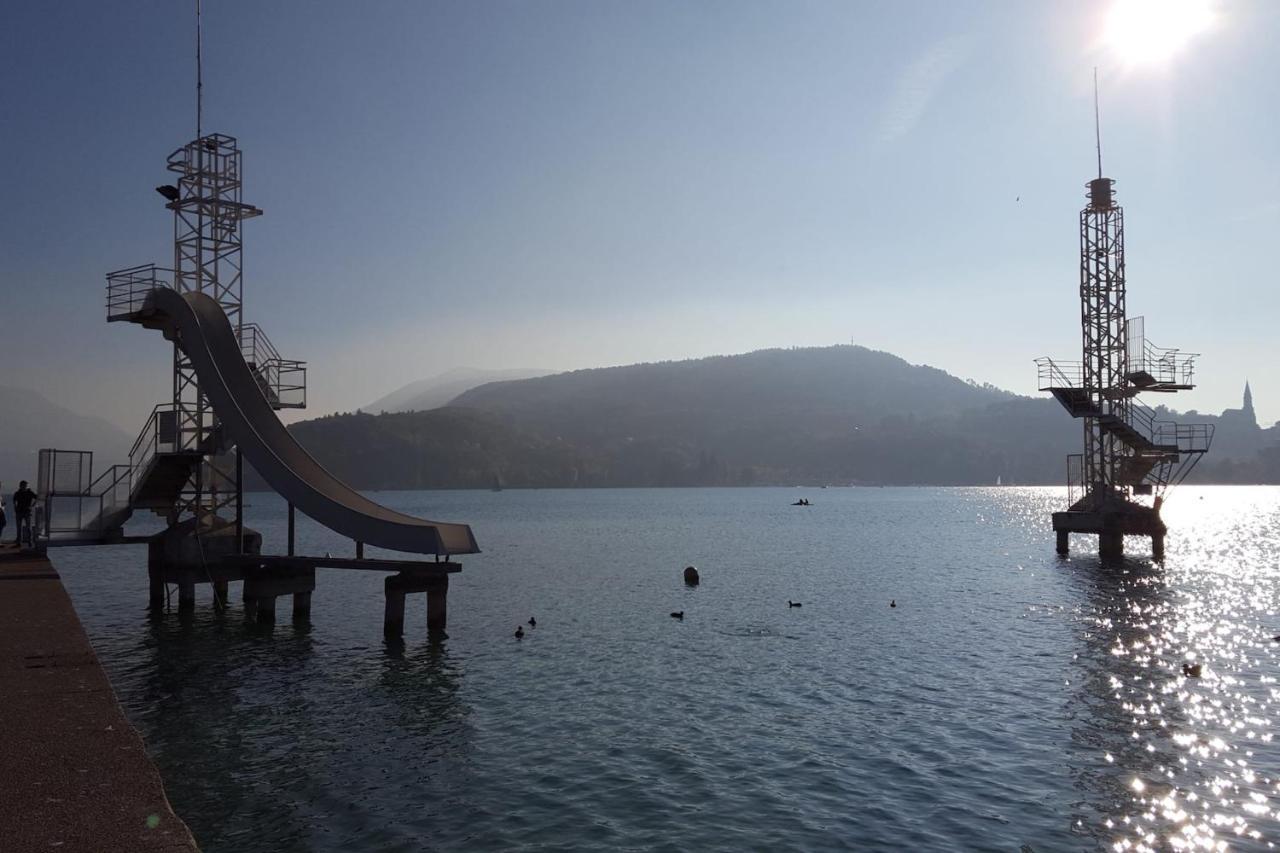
[1103, 0, 1216, 67]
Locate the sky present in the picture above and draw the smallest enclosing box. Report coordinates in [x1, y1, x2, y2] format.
[2, 0, 1277, 434]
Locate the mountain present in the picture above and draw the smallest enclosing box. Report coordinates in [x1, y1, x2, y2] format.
[276, 346, 1080, 488]
[270, 345, 1280, 490]
[365, 367, 554, 414]
[0, 386, 134, 487]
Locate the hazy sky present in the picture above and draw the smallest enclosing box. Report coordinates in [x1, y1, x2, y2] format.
[3, 1, 1276, 433]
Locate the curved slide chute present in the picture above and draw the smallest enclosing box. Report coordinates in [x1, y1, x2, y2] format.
[144, 288, 479, 556]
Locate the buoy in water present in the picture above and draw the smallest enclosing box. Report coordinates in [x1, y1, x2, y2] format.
[684, 565, 700, 586]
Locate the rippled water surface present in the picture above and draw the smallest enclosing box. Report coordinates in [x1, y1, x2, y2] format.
[53, 487, 1280, 851]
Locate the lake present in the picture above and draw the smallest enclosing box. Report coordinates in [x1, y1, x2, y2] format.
[52, 486, 1280, 851]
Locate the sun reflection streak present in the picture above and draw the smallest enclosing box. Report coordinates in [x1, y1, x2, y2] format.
[1066, 487, 1280, 850]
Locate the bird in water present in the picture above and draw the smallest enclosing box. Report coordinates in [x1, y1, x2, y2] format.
[788, 600, 802, 608]
[514, 626, 525, 639]
[670, 611, 684, 620]
[890, 599, 897, 608]
[1182, 662, 1202, 678]
[528, 616, 537, 627]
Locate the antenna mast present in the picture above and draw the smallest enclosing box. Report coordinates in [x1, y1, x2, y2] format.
[196, 0, 203, 139]
[1093, 67, 1102, 179]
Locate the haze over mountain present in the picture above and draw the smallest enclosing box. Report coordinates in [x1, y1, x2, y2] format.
[263, 345, 1280, 490]
[365, 367, 554, 414]
[0, 386, 134, 487]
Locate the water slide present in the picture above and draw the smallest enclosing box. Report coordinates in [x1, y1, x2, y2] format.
[143, 287, 479, 556]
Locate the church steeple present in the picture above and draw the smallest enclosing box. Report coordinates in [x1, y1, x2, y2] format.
[1244, 381, 1254, 414]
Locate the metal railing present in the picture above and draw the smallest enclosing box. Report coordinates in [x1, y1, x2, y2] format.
[1036, 357, 1083, 391]
[106, 264, 175, 320]
[1125, 317, 1198, 387]
[1125, 400, 1213, 454]
[240, 324, 307, 408]
[1152, 422, 1214, 454]
[35, 450, 133, 540]
[128, 403, 215, 483]
[106, 270, 307, 409]
[1066, 453, 1084, 506]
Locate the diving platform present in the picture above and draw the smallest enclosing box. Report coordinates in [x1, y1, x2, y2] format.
[1033, 163, 1212, 559]
[29, 132, 477, 640]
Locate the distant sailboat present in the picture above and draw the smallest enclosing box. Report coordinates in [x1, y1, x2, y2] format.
[491, 472, 503, 492]
[996, 475, 1003, 486]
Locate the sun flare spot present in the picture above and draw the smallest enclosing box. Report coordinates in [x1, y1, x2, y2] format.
[1104, 0, 1216, 67]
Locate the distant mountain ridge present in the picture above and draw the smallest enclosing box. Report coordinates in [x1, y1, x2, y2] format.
[273, 345, 1280, 489]
[365, 367, 554, 414]
[0, 385, 133, 486]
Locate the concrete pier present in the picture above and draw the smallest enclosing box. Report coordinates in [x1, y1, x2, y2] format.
[1052, 495, 1167, 560]
[384, 570, 453, 638]
[0, 546, 197, 851]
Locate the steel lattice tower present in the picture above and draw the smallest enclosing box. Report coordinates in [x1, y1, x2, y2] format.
[1078, 176, 1130, 495]
[165, 134, 262, 525]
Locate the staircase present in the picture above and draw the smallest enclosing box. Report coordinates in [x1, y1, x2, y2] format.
[1034, 356, 1212, 495]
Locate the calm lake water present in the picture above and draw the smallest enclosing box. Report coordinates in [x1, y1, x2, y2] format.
[53, 487, 1280, 851]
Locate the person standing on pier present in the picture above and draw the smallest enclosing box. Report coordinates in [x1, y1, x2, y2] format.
[13, 481, 35, 547]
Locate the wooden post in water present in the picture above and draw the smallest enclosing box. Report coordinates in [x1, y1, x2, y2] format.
[287, 502, 295, 557]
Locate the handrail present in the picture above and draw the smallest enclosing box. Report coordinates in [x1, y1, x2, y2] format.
[1066, 453, 1084, 506]
[1125, 316, 1198, 387]
[1036, 357, 1083, 391]
[109, 268, 307, 408]
[106, 264, 175, 320]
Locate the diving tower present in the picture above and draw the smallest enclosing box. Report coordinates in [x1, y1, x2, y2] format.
[34, 133, 477, 636]
[1034, 162, 1212, 559]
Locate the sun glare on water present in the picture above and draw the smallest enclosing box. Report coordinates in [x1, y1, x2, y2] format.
[1104, 0, 1216, 66]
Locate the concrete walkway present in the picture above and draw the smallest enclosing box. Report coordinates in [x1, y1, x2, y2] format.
[0, 545, 197, 851]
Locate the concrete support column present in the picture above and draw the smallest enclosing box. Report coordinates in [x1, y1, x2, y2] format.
[292, 591, 312, 623]
[149, 572, 166, 611]
[384, 582, 406, 638]
[212, 580, 230, 611]
[178, 579, 196, 612]
[1056, 530, 1069, 556]
[254, 596, 276, 624]
[1152, 533, 1165, 562]
[1099, 531, 1124, 559]
[426, 575, 449, 638]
